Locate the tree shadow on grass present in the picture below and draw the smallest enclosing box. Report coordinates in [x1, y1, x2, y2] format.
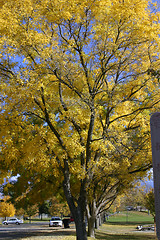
[0, 227, 76, 240]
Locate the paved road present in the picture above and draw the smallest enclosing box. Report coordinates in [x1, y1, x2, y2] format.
[0, 222, 75, 240]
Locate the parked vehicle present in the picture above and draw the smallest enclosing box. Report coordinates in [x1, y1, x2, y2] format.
[49, 217, 62, 227]
[126, 206, 134, 211]
[69, 216, 74, 222]
[63, 218, 70, 228]
[2, 218, 23, 225]
[136, 225, 154, 231]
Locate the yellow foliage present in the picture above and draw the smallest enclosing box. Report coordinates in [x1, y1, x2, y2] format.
[0, 196, 15, 218]
[0, 0, 159, 215]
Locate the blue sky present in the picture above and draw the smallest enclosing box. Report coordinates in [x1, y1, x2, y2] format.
[153, 0, 160, 8]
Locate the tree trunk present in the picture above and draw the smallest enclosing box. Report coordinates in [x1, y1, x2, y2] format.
[86, 200, 97, 238]
[87, 216, 96, 238]
[103, 212, 106, 223]
[95, 216, 99, 229]
[72, 201, 87, 240]
[74, 214, 87, 240]
[66, 200, 87, 240]
[63, 168, 87, 240]
[99, 214, 102, 226]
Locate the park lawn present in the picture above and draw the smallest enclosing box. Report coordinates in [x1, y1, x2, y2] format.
[107, 211, 154, 224]
[95, 222, 156, 240]
[95, 211, 156, 240]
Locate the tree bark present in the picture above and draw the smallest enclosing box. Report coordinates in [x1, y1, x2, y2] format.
[74, 212, 87, 240]
[63, 166, 87, 240]
[95, 216, 99, 229]
[86, 200, 97, 238]
[74, 196, 87, 240]
[87, 216, 95, 238]
[66, 198, 87, 240]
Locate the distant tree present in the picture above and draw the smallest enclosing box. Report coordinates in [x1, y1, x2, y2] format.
[12, 194, 39, 223]
[144, 188, 155, 221]
[49, 196, 70, 217]
[39, 201, 50, 220]
[0, 196, 15, 220]
[15, 208, 25, 218]
[123, 187, 146, 210]
[24, 204, 39, 223]
[108, 195, 122, 213]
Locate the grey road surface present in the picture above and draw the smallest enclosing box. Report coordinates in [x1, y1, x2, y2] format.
[0, 222, 75, 240]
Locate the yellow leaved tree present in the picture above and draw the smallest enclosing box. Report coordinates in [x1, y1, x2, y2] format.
[49, 196, 70, 217]
[0, 196, 15, 219]
[0, 0, 160, 239]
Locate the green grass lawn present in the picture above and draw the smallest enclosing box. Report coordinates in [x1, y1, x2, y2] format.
[107, 210, 154, 224]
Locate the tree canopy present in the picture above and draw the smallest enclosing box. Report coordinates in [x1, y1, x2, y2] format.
[0, 196, 15, 219]
[0, 0, 160, 239]
[144, 188, 155, 219]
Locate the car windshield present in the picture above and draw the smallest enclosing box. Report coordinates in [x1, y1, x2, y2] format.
[51, 217, 61, 220]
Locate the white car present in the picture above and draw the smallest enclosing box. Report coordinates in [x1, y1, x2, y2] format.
[49, 217, 62, 227]
[2, 218, 23, 225]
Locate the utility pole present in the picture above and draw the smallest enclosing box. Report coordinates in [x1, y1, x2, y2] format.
[150, 112, 160, 240]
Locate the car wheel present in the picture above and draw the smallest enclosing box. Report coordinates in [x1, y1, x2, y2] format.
[16, 222, 20, 225]
[4, 222, 8, 225]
